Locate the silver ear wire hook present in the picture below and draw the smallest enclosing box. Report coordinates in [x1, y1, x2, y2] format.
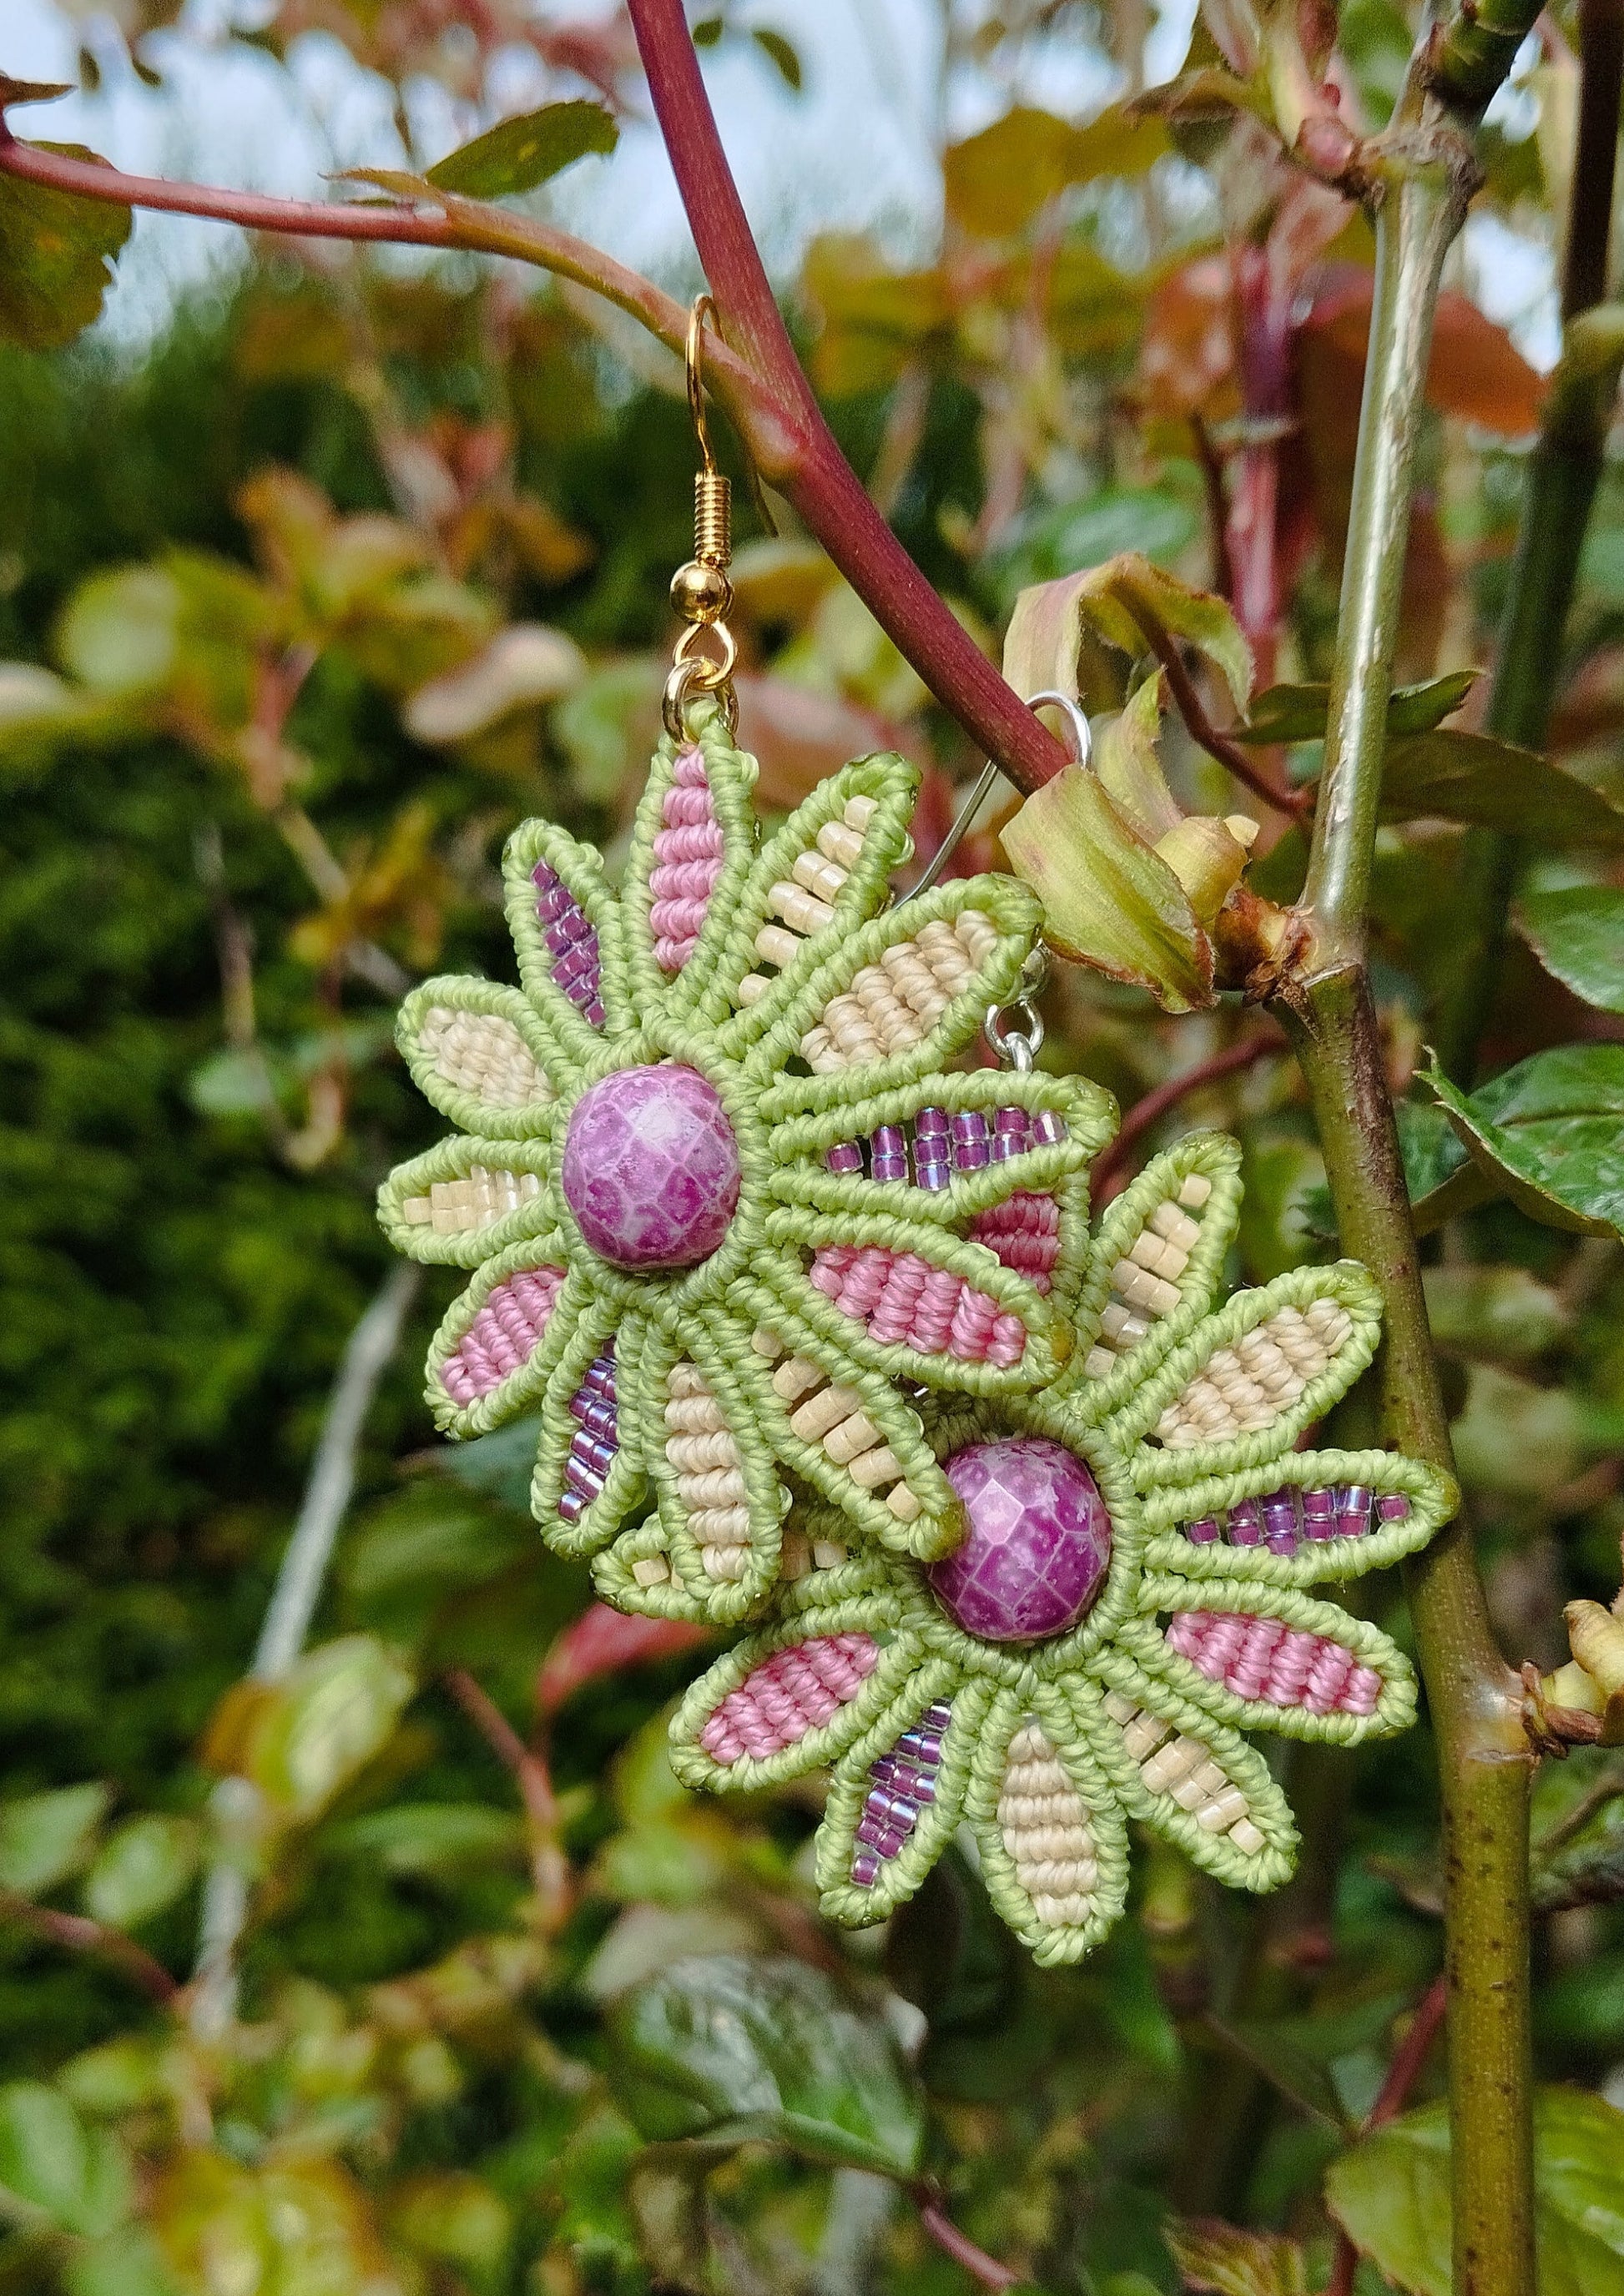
[910, 689, 1093, 898]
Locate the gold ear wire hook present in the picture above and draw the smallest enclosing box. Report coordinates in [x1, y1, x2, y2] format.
[666, 294, 739, 741]
[687, 293, 720, 478]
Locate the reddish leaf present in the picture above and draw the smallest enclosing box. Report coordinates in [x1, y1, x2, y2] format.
[536, 1604, 709, 1719]
[1303, 270, 1544, 437]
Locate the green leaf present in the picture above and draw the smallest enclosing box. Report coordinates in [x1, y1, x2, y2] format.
[946, 107, 1087, 236]
[1326, 2086, 1624, 2296]
[324, 1803, 524, 1876]
[65, 2229, 183, 2296]
[0, 2085, 131, 2238]
[0, 146, 131, 350]
[0, 1783, 109, 1896]
[387, 2171, 511, 2272]
[1163, 2216, 1309, 2295]
[1001, 762, 1214, 1011]
[1235, 669, 1477, 744]
[82, 1815, 199, 1928]
[1422, 1264, 1566, 1363]
[751, 28, 803, 88]
[1425, 1045, 1624, 1237]
[609, 1954, 925, 2178]
[224, 1636, 416, 1820]
[1516, 887, 1624, 1012]
[425, 102, 618, 199]
[1006, 554, 1252, 718]
[998, 491, 1200, 597]
[1379, 730, 1624, 844]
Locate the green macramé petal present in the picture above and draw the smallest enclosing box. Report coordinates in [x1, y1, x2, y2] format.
[1140, 1448, 1457, 1589]
[816, 1663, 987, 1926]
[618, 710, 762, 1031]
[394, 974, 562, 1140]
[962, 1682, 1132, 1968]
[1115, 1586, 1416, 1747]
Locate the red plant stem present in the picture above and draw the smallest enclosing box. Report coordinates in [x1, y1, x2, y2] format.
[1092, 1031, 1285, 1204]
[0, 1886, 178, 2004]
[1130, 610, 1309, 819]
[1328, 1975, 1449, 2296]
[913, 2193, 1021, 2291]
[622, 0, 1071, 797]
[1229, 244, 1291, 691]
[446, 1668, 572, 1921]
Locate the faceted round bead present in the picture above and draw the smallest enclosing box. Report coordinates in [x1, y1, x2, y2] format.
[928, 1437, 1112, 1643]
[562, 1063, 740, 1271]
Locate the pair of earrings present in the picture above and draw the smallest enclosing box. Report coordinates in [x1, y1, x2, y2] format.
[375, 300, 1455, 1965]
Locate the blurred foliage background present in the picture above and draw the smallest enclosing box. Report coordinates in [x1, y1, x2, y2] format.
[3, 2, 1624, 2292]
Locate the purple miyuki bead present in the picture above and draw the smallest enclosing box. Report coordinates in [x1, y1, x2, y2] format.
[1335, 1485, 1374, 1538]
[1301, 1487, 1338, 1541]
[1262, 1488, 1300, 1555]
[951, 1109, 990, 1171]
[1377, 1491, 1412, 1525]
[850, 1698, 951, 1886]
[852, 1850, 880, 1886]
[913, 1108, 952, 1190]
[1226, 1497, 1264, 1548]
[1184, 1514, 1221, 1544]
[871, 1124, 909, 1184]
[1032, 1107, 1067, 1147]
[991, 1106, 1032, 1163]
[825, 1140, 865, 1176]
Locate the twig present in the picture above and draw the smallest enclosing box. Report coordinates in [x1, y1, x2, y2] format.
[191, 1261, 420, 2037]
[446, 1669, 572, 1925]
[1124, 596, 1309, 819]
[1328, 1976, 1448, 2295]
[1091, 1033, 1285, 1206]
[0, 1886, 178, 2005]
[911, 2188, 1021, 2292]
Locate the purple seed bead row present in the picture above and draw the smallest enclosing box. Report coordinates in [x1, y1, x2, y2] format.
[825, 1105, 1067, 1186]
[850, 1698, 953, 1887]
[557, 1347, 618, 1525]
[532, 861, 606, 1028]
[1183, 1483, 1410, 1556]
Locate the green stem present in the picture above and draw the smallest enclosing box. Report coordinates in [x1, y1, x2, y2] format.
[1299, 158, 1464, 957]
[1432, 0, 1624, 1080]
[1281, 138, 1536, 2296]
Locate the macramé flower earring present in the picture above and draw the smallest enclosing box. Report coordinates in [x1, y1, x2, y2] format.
[671, 1131, 1459, 1966]
[377, 300, 1116, 1625]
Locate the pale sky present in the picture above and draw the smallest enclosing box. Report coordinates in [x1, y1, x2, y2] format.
[3, 0, 1556, 363]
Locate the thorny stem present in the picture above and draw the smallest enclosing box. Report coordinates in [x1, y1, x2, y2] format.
[1091, 1031, 1285, 1205]
[1432, 0, 1624, 1079]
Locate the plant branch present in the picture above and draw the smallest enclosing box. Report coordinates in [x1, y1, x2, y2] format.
[0, 120, 690, 353]
[622, 0, 1070, 796]
[191, 1261, 419, 2038]
[1328, 1976, 1449, 2296]
[446, 1668, 572, 1924]
[910, 2189, 1021, 2291]
[0, 1886, 179, 2005]
[1092, 1031, 1285, 1205]
[1279, 75, 1536, 2293]
[1126, 602, 1309, 818]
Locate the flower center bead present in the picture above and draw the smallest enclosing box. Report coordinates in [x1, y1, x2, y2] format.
[927, 1437, 1112, 1643]
[561, 1063, 741, 1271]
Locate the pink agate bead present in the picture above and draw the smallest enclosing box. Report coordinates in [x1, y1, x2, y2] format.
[928, 1436, 1112, 1643]
[562, 1063, 739, 1270]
